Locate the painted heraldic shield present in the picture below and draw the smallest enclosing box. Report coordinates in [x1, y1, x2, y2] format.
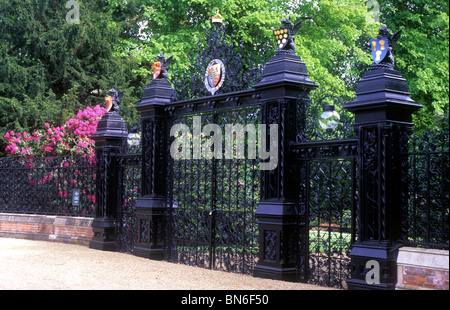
[105, 96, 113, 112]
[152, 61, 161, 79]
[204, 59, 226, 95]
[370, 37, 389, 64]
[273, 28, 289, 50]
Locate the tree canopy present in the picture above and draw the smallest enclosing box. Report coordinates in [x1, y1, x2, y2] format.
[377, 0, 449, 132]
[1, 0, 448, 155]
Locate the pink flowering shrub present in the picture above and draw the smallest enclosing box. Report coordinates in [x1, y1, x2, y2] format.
[3, 105, 106, 216]
[4, 105, 106, 158]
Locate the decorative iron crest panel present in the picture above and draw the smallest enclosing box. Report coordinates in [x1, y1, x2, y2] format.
[172, 23, 267, 101]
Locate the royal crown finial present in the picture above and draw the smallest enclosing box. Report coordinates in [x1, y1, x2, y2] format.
[212, 10, 223, 24]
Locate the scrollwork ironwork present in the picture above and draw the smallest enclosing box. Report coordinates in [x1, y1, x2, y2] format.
[172, 23, 267, 101]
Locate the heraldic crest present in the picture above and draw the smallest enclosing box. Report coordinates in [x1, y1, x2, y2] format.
[273, 17, 307, 55]
[105, 87, 124, 113]
[152, 53, 174, 80]
[370, 26, 402, 70]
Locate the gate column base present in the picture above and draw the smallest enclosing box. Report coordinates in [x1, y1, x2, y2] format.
[346, 243, 399, 290]
[253, 266, 298, 282]
[132, 195, 165, 260]
[253, 201, 298, 282]
[89, 218, 117, 252]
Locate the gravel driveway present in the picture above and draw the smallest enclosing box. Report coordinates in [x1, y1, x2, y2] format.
[0, 237, 334, 290]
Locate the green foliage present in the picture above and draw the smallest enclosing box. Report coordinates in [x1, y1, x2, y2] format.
[377, 0, 449, 131]
[0, 0, 144, 155]
[110, 0, 379, 98]
[1, 0, 447, 156]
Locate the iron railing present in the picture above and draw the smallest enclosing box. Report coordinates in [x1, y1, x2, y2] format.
[402, 130, 449, 249]
[0, 156, 96, 217]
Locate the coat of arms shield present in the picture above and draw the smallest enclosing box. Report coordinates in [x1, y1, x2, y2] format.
[207, 63, 221, 88]
[273, 28, 289, 50]
[152, 61, 162, 79]
[105, 95, 113, 112]
[204, 59, 226, 95]
[370, 37, 389, 64]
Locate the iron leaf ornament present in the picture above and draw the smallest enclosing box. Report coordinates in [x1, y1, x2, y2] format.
[370, 26, 402, 70]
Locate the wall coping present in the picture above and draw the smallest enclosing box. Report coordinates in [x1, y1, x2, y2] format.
[397, 246, 449, 270]
[0, 212, 94, 246]
[0, 212, 93, 226]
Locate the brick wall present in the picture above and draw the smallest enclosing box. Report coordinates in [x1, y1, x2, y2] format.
[397, 247, 449, 290]
[0, 213, 93, 246]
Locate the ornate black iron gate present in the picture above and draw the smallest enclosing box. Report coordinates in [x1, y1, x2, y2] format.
[164, 100, 261, 275]
[293, 93, 358, 288]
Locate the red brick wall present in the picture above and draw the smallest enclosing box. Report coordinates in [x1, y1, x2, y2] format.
[0, 213, 93, 246]
[397, 247, 449, 290]
[401, 266, 449, 290]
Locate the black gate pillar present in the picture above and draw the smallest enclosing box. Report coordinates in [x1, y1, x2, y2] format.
[133, 77, 174, 260]
[89, 112, 127, 251]
[252, 52, 317, 281]
[344, 68, 422, 289]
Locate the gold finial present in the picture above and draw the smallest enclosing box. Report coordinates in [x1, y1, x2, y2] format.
[212, 10, 223, 24]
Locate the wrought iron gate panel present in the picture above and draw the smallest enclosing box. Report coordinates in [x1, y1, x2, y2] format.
[306, 157, 356, 289]
[115, 153, 142, 253]
[165, 105, 260, 275]
[294, 141, 357, 289]
[294, 91, 358, 289]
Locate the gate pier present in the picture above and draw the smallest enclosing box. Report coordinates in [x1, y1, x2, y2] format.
[253, 53, 317, 281]
[344, 68, 422, 289]
[89, 112, 127, 251]
[133, 78, 174, 260]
